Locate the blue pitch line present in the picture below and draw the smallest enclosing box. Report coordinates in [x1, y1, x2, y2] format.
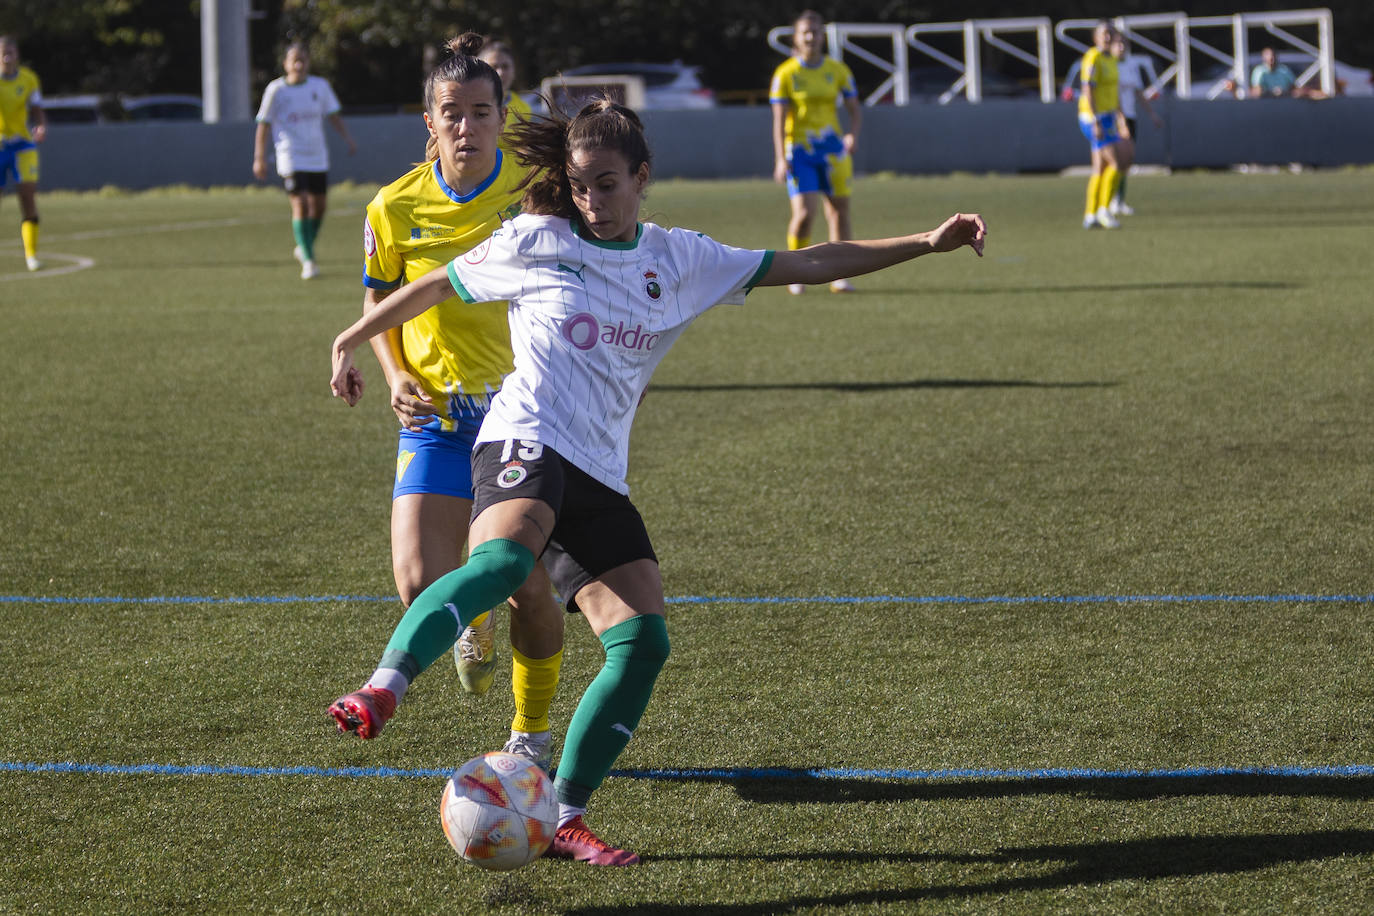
[3, 593, 1373, 606]
[3, 760, 1372, 783]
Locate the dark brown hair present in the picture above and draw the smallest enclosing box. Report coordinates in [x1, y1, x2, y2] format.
[508, 97, 653, 220]
[791, 10, 825, 52]
[422, 32, 504, 162]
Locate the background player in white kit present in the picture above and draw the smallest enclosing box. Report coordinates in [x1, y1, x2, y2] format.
[253, 42, 356, 278]
[327, 98, 986, 865]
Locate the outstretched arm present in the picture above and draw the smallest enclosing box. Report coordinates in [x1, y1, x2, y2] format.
[331, 266, 455, 404]
[756, 212, 986, 288]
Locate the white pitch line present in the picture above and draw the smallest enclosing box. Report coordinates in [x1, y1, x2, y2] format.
[0, 215, 283, 280]
[0, 251, 97, 281]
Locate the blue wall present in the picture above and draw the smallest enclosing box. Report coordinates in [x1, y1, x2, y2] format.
[37, 96, 1374, 192]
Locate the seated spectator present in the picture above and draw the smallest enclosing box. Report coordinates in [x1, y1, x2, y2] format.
[1249, 47, 1297, 98]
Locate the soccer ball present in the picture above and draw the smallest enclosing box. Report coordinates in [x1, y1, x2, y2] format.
[440, 751, 558, 871]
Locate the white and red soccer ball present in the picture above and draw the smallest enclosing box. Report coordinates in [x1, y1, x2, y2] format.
[440, 751, 557, 871]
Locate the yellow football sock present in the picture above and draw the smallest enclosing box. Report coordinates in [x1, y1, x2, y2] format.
[510, 645, 562, 734]
[21, 219, 39, 259]
[1085, 174, 1101, 217]
[786, 233, 809, 251]
[1098, 166, 1120, 213]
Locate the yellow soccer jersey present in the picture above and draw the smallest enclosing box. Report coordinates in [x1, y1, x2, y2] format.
[503, 92, 532, 137]
[0, 66, 41, 142]
[363, 151, 525, 427]
[769, 56, 857, 150]
[1078, 48, 1119, 116]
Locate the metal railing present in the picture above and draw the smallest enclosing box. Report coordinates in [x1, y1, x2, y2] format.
[768, 8, 1341, 105]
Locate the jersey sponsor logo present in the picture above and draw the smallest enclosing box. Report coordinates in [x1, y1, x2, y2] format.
[643, 270, 661, 301]
[463, 237, 492, 264]
[497, 462, 527, 488]
[560, 312, 601, 350]
[560, 312, 661, 354]
[409, 225, 456, 240]
[363, 219, 377, 258]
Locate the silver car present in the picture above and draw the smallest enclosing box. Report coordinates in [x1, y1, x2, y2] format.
[546, 61, 716, 110]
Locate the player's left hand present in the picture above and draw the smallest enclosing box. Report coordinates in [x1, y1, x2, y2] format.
[330, 343, 364, 406]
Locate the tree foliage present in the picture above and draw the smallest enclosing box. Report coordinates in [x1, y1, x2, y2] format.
[5, 0, 1372, 105]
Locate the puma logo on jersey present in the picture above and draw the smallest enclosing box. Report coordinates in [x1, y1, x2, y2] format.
[556, 263, 586, 283]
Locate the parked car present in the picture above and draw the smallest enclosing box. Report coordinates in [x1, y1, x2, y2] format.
[543, 61, 716, 110]
[39, 94, 117, 123]
[121, 94, 203, 121]
[904, 65, 1037, 103]
[39, 93, 205, 123]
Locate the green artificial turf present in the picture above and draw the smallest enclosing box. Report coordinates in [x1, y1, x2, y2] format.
[1, 171, 1371, 914]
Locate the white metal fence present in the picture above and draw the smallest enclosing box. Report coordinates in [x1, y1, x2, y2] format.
[768, 8, 1343, 104]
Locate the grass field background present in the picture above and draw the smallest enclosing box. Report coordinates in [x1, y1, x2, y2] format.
[2, 169, 1372, 913]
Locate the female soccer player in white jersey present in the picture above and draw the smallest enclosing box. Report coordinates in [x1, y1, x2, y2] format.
[252, 42, 356, 279]
[345, 33, 565, 770]
[0, 36, 46, 271]
[328, 98, 986, 865]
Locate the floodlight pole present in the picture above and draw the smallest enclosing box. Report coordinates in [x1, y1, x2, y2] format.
[201, 0, 252, 123]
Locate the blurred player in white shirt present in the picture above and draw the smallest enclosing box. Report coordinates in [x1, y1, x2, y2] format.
[253, 42, 356, 278]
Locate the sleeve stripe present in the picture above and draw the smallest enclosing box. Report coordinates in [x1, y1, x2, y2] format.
[362, 273, 402, 291]
[744, 250, 775, 291]
[446, 261, 478, 303]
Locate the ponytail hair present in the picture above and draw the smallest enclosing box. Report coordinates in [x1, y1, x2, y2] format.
[421, 32, 504, 162]
[509, 97, 653, 221]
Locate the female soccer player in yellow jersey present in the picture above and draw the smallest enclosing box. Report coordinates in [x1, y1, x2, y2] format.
[478, 40, 532, 143]
[336, 33, 564, 769]
[0, 36, 46, 271]
[1078, 21, 1125, 229]
[770, 10, 863, 294]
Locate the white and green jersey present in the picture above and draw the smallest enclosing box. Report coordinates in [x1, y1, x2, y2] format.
[255, 75, 341, 175]
[445, 213, 773, 493]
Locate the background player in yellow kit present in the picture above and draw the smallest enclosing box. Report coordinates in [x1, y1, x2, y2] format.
[478, 39, 531, 142]
[770, 10, 863, 294]
[345, 33, 564, 769]
[0, 36, 46, 271]
[1078, 21, 1124, 230]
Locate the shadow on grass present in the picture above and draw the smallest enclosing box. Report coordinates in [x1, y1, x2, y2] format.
[561, 829, 1374, 915]
[727, 772, 1374, 804]
[900, 280, 1302, 296]
[649, 378, 1116, 394]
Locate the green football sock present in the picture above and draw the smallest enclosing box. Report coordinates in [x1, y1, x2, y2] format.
[376, 539, 534, 683]
[291, 218, 314, 260]
[306, 216, 323, 247]
[553, 614, 670, 808]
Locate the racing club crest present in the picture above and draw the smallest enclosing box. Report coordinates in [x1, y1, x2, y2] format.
[498, 462, 527, 488]
[643, 269, 662, 301]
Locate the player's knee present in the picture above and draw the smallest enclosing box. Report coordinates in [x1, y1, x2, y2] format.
[623, 614, 670, 670]
[467, 538, 535, 596]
